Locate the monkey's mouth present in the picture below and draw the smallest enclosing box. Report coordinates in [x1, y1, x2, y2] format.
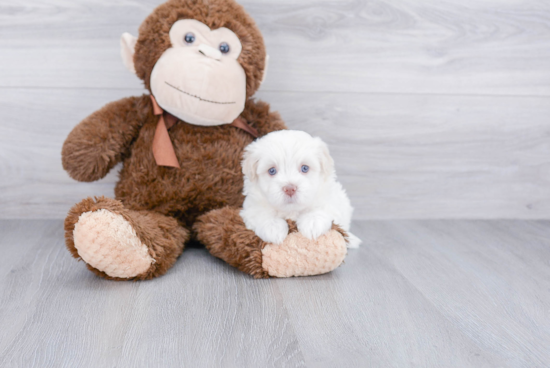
[165, 82, 236, 105]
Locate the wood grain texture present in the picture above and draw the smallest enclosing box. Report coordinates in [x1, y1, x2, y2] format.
[1, 88, 549, 219]
[1, 219, 549, 367]
[356, 220, 550, 367]
[1, 0, 550, 95]
[1, 0, 550, 219]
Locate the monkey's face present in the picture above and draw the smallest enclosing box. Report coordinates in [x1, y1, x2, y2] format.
[121, 0, 268, 126]
[121, 13, 263, 127]
[149, 19, 246, 126]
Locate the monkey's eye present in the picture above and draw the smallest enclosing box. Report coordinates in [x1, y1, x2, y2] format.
[301, 165, 309, 173]
[268, 167, 277, 176]
[219, 42, 230, 54]
[184, 32, 196, 44]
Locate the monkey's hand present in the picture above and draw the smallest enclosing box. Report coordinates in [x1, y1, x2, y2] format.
[62, 95, 150, 182]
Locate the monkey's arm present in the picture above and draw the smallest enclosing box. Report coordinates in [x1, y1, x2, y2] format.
[62, 95, 151, 182]
[242, 99, 287, 136]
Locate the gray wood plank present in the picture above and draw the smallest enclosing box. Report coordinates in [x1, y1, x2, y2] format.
[0, 220, 306, 368]
[1, 88, 549, 219]
[1, 0, 549, 95]
[353, 220, 550, 367]
[1, 219, 549, 367]
[274, 253, 506, 367]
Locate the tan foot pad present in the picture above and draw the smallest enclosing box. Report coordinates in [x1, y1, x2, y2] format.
[194, 207, 348, 278]
[73, 209, 154, 278]
[262, 230, 347, 278]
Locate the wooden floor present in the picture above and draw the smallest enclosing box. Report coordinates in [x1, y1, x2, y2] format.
[1, 219, 549, 367]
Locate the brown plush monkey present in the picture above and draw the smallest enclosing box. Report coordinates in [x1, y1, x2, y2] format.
[62, 0, 347, 280]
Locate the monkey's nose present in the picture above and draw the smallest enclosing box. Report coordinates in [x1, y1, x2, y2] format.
[198, 44, 222, 61]
[283, 184, 297, 197]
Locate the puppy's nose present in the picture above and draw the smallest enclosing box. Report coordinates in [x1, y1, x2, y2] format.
[283, 184, 297, 197]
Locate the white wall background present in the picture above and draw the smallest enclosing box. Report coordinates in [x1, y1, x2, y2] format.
[1, 0, 549, 219]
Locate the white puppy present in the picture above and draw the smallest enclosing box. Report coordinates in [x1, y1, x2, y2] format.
[240, 130, 361, 248]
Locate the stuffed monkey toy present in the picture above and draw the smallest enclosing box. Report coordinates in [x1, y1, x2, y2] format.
[62, 0, 347, 280]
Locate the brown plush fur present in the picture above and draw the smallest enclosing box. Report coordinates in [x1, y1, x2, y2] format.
[62, 96, 151, 182]
[65, 196, 189, 280]
[62, 0, 285, 280]
[194, 207, 349, 279]
[194, 206, 269, 278]
[113, 97, 286, 228]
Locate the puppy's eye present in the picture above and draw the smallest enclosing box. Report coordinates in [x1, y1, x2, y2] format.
[268, 167, 277, 176]
[301, 165, 309, 173]
[184, 32, 196, 44]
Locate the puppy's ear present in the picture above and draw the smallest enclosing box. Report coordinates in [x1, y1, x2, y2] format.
[242, 145, 260, 182]
[315, 138, 335, 179]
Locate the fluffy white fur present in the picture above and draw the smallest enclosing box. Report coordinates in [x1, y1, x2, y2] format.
[240, 130, 361, 248]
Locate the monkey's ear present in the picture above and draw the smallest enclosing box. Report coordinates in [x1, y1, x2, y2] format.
[260, 54, 269, 87]
[120, 32, 138, 74]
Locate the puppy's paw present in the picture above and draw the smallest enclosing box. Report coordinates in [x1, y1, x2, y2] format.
[256, 218, 289, 245]
[297, 212, 333, 241]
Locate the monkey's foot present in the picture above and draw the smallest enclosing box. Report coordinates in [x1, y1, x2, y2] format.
[73, 209, 154, 278]
[261, 229, 347, 277]
[195, 207, 348, 278]
[64, 197, 189, 280]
